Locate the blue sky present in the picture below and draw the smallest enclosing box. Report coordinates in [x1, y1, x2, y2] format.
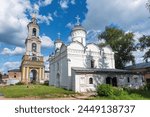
[0, 0, 149, 73]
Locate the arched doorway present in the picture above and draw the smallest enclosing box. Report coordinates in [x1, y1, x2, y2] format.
[30, 70, 37, 83]
[106, 77, 111, 85]
[112, 77, 117, 86]
[56, 73, 60, 87]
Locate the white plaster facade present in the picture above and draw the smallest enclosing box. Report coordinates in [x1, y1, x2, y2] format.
[49, 23, 144, 92]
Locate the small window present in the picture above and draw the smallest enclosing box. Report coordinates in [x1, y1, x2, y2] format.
[32, 56, 37, 61]
[32, 28, 36, 36]
[135, 78, 138, 83]
[32, 43, 37, 52]
[91, 60, 95, 68]
[127, 77, 130, 83]
[89, 78, 93, 84]
[14, 75, 16, 78]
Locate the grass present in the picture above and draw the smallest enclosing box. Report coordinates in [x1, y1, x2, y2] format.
[0, 85, 75, 98]
[90, 87, 150, 100]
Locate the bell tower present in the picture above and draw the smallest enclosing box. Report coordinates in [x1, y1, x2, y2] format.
[21, 14, 45, 84]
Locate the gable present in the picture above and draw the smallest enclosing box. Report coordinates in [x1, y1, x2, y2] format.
[102, 45, 113, 54]
[86, 43, 100, 52]
[67, 41, 84, 50]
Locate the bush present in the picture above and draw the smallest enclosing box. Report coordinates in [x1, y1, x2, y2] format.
[97, 84, 128, 97]
[144, 84, 150, 91]
[43, 80, 49, 86]
[97, 84, 113, 96]
[15, 82, 25, 85]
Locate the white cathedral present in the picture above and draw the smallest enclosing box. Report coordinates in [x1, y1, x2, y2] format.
[49, 17, 144, 92]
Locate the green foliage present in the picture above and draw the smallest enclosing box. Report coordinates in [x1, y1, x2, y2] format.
[143, 83, 150, 91]
[98, 26, 135, 68]
[43, 80, 49, 86]
[97, 84, 128, 97]
[16, 82, 25, 85]
[97, 84, 113, 96]
[138, 35, 150, 62]
[95, 84, 150, 100]
[0, 85, 75, 98]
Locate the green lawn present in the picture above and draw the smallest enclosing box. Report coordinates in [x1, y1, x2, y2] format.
[0, 85, 75, 98]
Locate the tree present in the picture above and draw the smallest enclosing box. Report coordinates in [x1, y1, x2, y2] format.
[98, 26, 135, 69]
[138, 35, 150, 62]
[146, 0, 150, 13]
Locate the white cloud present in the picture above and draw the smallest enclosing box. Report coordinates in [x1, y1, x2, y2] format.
[40, 35, 54, 48]
[34, 3, 40, 12]
[53, 11, 58, 17]
[37, 13, 53, 25]
[0, 0, 54, 46]
[1, 47, 25, 56]
[71, 0, 76, 5]
[59, 0, 69, 9]
[66, 22, 74, 29]
[44, 56, 50, 71]
[86, 30, 101, 44]
[38, 0, 53, 6]
[3, 61, 20, 71]
[0, 0, 31, 46]
[83, 0, 149, 34]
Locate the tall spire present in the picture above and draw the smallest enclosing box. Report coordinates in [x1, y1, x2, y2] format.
[75, 15, 80, 25]
[31, 6, 37, 23]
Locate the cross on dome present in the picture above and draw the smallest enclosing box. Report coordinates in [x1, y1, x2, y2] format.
[75, 15, 80, 25]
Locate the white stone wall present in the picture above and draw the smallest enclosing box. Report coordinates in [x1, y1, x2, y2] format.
[71, 30, 86, 46]
[71, 71, 144, 92]
[49, 41, 117, 91]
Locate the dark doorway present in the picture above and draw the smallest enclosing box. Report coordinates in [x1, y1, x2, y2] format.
[106, 77, 117, 86]
[112, 77, 117, 86]
[106, 77, 111, 85]
[30, 70, 37, 83]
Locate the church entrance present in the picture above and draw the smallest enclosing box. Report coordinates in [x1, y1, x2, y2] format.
[30, 70, 37, 83]
[106, 77, 117, 86]
[56, 73, 60, 87]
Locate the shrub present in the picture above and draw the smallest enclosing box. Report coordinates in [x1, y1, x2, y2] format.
[16, 82, 25, 85]
[97, 84, 128, 97]
[43, 80, 49, 86]
[144, 84, 150, 91]
[97, 84, 113, 96]
[113, 87, 123, 96]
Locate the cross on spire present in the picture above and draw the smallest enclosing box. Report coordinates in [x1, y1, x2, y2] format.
[75, 15, 80, 25]
[31, 5, 38, 20]
[57, 32, 61, 39]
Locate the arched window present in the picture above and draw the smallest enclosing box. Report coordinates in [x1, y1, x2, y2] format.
[57, 62, 59, 71]
[32, 43, 37, 52]
[91, 60, 95, 68]
[32, 56, 37, 61]
[89, 78, 93, 84]
[32, 28, 36, 36]
[127, 77, 130, 83]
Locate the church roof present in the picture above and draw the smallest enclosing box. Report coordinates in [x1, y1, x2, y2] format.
[54, 38, 62, 43]
[8, 69, 20, 72]
[125, 62, 150, 70]
[72, 67, 140, 74]
[72, 25, 86, 32]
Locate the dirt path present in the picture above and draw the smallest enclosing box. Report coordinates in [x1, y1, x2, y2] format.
[0, 93, 96, 100]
